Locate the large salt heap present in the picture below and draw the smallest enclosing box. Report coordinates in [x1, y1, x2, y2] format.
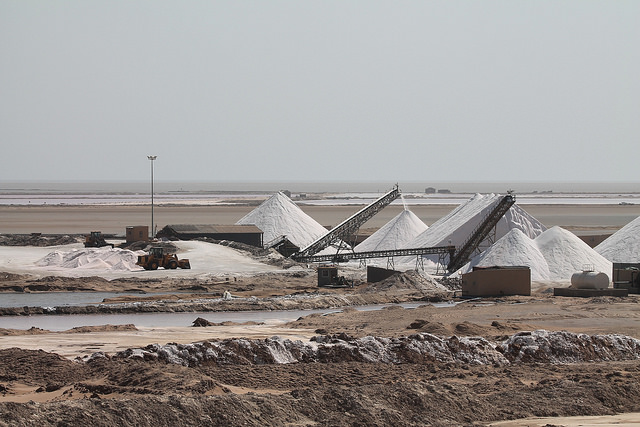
[536, 226, 612, 280]
[595, 215, 640, 263]
[355, 208, 428, 252]
[460, 226, 612, 282]
[236, 192, 329, 249]
[462, 228, 551, 281]
[402, 193, 546, 252]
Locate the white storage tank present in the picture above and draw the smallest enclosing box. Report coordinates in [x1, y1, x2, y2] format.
[571, 271, 610, 290]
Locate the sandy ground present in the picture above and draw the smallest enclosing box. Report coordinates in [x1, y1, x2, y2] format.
[1, 203, 640, 425]
[489, 413, 640, 427]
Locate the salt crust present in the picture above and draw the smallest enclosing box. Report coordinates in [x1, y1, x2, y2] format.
[112, 330, 640, 367]
[36, 247, 144, 271]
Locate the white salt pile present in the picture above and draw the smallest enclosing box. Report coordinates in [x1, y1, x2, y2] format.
[462, 229, 550, 281]
[36, 247, 143, 271]
[535, 226, 611, 280]
[460, 226, 612, 282]
[403, 193, 546, 252]
[236, 192, 329, 249]
[355, 208, 428, 252]
[595, 215, 640, 263]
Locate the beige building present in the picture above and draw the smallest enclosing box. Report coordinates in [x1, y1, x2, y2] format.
[126, 226, 149, 243]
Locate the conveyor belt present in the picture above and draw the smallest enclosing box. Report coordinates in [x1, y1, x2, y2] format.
[291, 185, 401, 259]
[447, 193, 516, 272]
[294, 245, 455, 264]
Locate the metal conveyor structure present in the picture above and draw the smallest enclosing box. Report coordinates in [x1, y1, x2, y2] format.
[291, 185, 401, 260]
[447, 192, 516, 273]
[264, 235, 289, 249]
[292, 245, 456, 265]
[291, 189, 515, 277]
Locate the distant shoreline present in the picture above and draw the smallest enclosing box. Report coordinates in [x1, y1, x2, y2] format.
[1, 180, 640, 195]
[1, 190, 640, 207]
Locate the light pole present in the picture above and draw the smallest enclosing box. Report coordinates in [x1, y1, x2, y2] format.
[147, 155, 157, 239]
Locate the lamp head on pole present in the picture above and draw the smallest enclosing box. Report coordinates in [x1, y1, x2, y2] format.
[147, 155, 157, 161]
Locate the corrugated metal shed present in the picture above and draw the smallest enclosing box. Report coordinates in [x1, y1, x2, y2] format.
[157, 224, 263, 247]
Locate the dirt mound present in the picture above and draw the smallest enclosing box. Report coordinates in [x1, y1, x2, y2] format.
[0, 234, 81, 247]
[0, 348, 88, 385]
[192, 317, 214, 327]
[1, 347, 640, 426]
[66, 324, 138, 333]
[22, 275, 108, 292]
[453, 321, 494, 336]
[406, 319, 452, 335]
[192, 317, 262, 327]
[0, 325, 138, 336]
[0, 348, 640, 426]
[119, 241, 179, 253]
[0, 327, 48, 336]
[360, 270, 448, 296]
[0, 272, 29, 281]
[407, 320, 498, 336]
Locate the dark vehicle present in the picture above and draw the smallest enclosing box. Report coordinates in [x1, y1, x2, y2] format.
[84, 231, 114, 248]
[136, 247, 191, 270]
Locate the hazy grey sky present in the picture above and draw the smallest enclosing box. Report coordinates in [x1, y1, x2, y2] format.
[1, 1, 639, 184]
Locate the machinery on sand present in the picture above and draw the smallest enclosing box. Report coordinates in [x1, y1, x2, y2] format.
[136, 246, 191, 270]
[84, 231, 115, 248]
[317, 265, 354, 288]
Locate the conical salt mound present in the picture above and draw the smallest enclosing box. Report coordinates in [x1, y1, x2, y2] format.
[595, 215, 640, 263]
[236, 192, 328, 249]
[459, 226, 612, 282]
[535, 226, 612, 280]
[460, 228, 551, 281]
[403, 193, 546, 251]
[355, 209, 428, 252]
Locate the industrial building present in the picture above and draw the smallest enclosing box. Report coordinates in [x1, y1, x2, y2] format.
[156, 224, 263, 247]
[126, 226, 149, 243]
[461, 266, 531, 297]
[612, 262, 640, 294]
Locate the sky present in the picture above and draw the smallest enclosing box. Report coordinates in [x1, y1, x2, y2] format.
[1, 1, 639, 185]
